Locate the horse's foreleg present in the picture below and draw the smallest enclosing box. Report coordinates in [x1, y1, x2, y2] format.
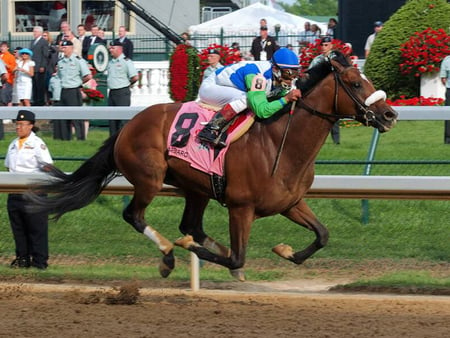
[175, 206, 254, 281]
[275, 199, 329, 265]
[123, 198, 175, 278]
[178, 192, 231, 257]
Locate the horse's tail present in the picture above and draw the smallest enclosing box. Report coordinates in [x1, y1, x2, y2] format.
[26, 133, 120, 220]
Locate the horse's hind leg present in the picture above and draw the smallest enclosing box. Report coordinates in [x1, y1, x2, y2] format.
[176, 206, 254, 281]
[123, 187, 175, 278]
[178, 192, 230, 257]
[274, 199, 329, 264]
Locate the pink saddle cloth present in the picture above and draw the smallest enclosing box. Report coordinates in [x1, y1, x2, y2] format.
[167, 101, 254, 176]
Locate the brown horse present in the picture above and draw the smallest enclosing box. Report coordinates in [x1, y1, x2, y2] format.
[28, 52, 397, 280]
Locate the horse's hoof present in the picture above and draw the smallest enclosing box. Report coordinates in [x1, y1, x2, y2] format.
[272, 243, 294, 259]
[159, 251, 175, 278]
[229, 268, 246, 282]
[174, 235, 195, 249]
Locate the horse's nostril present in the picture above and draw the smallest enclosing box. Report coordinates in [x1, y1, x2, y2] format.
[384, 110, 398, 121]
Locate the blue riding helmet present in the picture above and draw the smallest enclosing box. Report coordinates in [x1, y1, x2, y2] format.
[271, 48, 299, 69]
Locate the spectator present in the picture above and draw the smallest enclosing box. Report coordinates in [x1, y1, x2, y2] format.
[298, 21, 314, 45]
[11, 47, 23, 106]
[310, 24, 322, 43]
[231, 42, 242, 60]
[29, 26, 48, 106]
[180, 32, 192, 46]
[15, 48, 35, 107]
[98, 29, 107, 45]
[202, 48, 223, 80]
[308, 36, 340, 144]
[365, 21, 383, 58]
[0, 41, 17, 107]
[43, 31, 59, 105]
[48, 0, 67, 31]
[5, 109, 53, 270]
[77, 24, 87, 47]
[114, 25, 134, 59]
[106, 40, 138, 135]
[55, 20, 71, 47]
[65, 30, 82, 57]
[0, 59, 7, 139]
[326, 18, 338, 38]
[440, 55, 450, 143]
[250, 25, 279, 61]
[55, 40, 91, 140]
[82, 25, 106, 60]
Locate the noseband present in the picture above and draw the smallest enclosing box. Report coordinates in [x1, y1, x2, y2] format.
[298, 66, 386, 126]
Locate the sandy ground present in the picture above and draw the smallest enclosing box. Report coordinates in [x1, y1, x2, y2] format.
[0, 280, 449, 338]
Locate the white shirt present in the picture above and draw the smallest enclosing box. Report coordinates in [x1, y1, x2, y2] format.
[5, 132, 53, 173]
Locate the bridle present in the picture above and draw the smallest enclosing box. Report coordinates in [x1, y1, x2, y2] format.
[297, 65, 386, 126]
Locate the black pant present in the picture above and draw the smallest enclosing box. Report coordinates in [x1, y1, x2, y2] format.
[0, 119, 4, 140]
[108, 87, 130, 135]
[59, 88, 85, 140]
[32, 71, 47, 106]
[445, 89, 450, 144]
[7, 194, 49, 266]
[330, 121, 340, 144]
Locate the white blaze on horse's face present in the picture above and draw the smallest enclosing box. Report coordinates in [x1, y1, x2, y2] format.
[361, 73, 370, 83]
[365, 90, 387, 106]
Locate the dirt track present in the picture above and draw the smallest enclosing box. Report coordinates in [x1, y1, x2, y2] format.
[1, 281, 449, 338]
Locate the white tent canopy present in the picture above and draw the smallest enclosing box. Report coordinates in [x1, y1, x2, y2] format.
[188, 2, 327, 50]
[189, 2, 326, 34]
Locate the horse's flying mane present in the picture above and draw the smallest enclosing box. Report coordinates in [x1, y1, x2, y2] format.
[297, 50, 351, 94]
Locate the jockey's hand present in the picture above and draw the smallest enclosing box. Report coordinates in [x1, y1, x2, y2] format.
[284, 89, 302, 102]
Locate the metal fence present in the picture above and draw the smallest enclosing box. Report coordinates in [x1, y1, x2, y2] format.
[4, 31, 307, 61]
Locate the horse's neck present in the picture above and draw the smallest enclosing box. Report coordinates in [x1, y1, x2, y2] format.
[284, 107, 333, 166]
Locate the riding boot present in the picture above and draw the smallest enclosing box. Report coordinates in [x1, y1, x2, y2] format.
[197, 104, 237, 147]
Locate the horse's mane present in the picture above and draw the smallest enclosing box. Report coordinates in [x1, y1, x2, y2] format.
[297, 50, 351, 94]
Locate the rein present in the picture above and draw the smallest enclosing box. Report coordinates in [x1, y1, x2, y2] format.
[297, 67, 379, 126]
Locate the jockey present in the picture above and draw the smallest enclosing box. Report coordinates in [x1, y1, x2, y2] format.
[197, 47, 302, 147]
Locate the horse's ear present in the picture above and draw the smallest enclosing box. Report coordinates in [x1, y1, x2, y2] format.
[328, 50, 351, 72]
[329, 58, 346, 73]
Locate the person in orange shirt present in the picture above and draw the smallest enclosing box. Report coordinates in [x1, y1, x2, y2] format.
[0, 41, 17, 106]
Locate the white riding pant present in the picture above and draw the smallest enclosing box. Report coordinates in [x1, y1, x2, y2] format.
[198, 73, 248, 113]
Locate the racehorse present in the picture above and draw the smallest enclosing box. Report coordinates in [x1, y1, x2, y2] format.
[27, 52, 397, 281]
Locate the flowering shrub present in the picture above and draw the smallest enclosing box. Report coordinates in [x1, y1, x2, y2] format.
[386, 95, 444, 106]
[82, 87, 104, 102]
[198, 43, 242, 76]
[299, 38, 354, 71]
[399, 27, 450, 77]
[168, 44, 201, 102]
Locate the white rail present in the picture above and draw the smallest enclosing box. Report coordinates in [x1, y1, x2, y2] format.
[1, 173, 449, 200]
[1, 105, 450, 120]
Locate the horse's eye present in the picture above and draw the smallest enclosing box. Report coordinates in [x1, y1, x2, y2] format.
[353, 82, 361, 89]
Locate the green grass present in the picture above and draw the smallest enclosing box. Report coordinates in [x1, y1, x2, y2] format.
[0, 122, 449, 290]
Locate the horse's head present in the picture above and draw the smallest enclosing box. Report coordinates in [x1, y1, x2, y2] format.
[327, 51, 398, 132]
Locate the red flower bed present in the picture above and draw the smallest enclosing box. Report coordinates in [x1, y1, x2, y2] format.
[399, 28, 450, 77]
[386, 95, 444, 106]
[198, 43, 242, 76]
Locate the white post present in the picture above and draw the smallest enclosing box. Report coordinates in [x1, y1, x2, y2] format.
[190, 252, 200, 292]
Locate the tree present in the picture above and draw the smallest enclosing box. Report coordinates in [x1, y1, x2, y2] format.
[279, 0, 338, 17]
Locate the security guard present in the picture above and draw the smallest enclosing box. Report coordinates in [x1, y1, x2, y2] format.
[5, 110, 53, 269]
[56, 40, 92, 140]
[106, 40, 138, 135]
